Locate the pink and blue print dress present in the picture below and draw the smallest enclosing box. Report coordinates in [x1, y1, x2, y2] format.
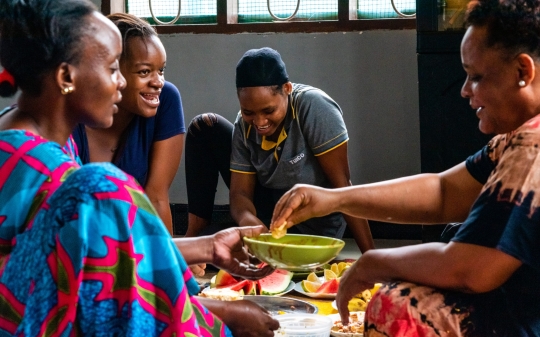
[0, 130, 231, 336]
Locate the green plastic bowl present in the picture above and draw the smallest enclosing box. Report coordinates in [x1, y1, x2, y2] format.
[243, 233, 345, 271]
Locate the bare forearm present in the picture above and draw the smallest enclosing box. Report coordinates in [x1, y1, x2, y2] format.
[197, 297, 226, 318]
[151, 198, 173, 235]
[343, 215, 374, 253]
[356, 243, 467, 290]
[230, 194, 265, 227]
[335, 174, 457, 224]
[355, 242, 519, 293]
[172, 236, 213, 265]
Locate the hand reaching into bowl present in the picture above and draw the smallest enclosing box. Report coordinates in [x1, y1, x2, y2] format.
[212, 226, 275, 279]
[174, 225, 274, 280]
[271, 184, 339, 232]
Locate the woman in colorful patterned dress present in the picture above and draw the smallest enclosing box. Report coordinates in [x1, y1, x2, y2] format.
[0, 0, 278, 336]
[271, 0, 540, 335]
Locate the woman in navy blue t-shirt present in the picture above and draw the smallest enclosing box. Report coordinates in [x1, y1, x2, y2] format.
[71, 13, 185, 235]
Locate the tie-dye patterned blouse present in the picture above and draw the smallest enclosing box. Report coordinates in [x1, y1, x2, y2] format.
[454, 114, 540, 335]
[0, 130, 231, 336]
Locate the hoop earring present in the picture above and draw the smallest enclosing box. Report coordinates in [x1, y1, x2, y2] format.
[61, 86, 74, 95]
[519, 80, 526, 87]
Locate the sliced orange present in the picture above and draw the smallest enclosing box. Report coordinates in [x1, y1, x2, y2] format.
[337, 262, 349, 273]
[330, 263, 339, 275]
[324, 269, 338, 281]
[306, 272, 320, 283]
[301, 280, 321, 293]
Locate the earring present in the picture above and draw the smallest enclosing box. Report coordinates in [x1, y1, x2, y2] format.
[61, 86, 74, 95]
[519, 80, 526, 87]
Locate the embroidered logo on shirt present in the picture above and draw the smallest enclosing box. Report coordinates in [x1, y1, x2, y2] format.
[289, 153, 305, 164]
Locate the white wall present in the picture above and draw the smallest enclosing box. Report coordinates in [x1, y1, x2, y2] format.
[0, 28, 421, 205]
[161, 30, 420, 204]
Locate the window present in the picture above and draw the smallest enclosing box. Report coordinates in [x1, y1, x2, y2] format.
[103, 0, 415, 33]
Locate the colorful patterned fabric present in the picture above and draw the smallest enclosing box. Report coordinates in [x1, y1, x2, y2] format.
[365, 115, 540, 337]
[365, 282, 500, 337]
[0, 131, 231, 336]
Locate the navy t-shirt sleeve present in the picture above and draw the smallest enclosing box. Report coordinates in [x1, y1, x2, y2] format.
[454, 131, 540, 269]
[465, 146, 495, 185]
[153, 81, 185, 142]
[465, 134, 508, 185]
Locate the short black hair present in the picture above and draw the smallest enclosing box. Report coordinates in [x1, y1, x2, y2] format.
[0, 0, 96, 97]
[466, 0, 540, 59]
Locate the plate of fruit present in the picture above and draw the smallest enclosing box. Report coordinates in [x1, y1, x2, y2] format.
[330, 283, 383, 312]
[204, 268, 295, 297]
[293, 261, 353, 299]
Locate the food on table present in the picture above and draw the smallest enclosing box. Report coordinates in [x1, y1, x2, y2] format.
[207, 267, 294, 296]
[331, 312, 365, 334]
[271, 221, 287, 239]
[298, 261, 383, 312]
[347, 297, 368, 312]
[316, 278, 340, 294]
[370, 282, 382, 296]
[199, 287, 244, 301]
[299, 261, 353, 294]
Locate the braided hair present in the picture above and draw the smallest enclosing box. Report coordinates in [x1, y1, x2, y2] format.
[107, 13, 157, 63]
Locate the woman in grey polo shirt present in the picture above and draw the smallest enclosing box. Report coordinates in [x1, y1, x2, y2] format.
[184, 47, 374, 256]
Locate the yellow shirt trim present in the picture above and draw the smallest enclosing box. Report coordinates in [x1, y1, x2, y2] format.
[230, 169, 257, 174]
[314, 139, 348, 156]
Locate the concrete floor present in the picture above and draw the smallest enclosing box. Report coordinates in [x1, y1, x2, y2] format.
[336, 238, 422, 260]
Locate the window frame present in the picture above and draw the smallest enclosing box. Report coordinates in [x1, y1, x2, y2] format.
[102, 0, 416, 34]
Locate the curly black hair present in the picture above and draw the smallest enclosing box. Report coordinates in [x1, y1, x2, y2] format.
[466, 0, 540, 59]
[107, 13, 157, 63]
[0, 0, 96, 97]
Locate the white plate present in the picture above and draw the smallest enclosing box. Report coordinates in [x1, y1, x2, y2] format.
[202, 281, 295, 297]
[327, 312, 365, 337]
[293, 281, 336, 299]
[272, 280, 295, 297]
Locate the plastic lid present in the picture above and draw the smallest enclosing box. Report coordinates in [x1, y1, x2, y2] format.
[275, 314, 332, 333]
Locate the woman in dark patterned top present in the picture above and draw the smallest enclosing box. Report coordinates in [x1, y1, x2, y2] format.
[271, 0, 540, 335]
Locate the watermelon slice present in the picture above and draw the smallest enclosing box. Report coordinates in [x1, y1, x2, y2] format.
[217, 279, 249, 292]
[244, 281, 257, 295]
[316, 278, 339, 294]
[214, 269, 239, 287]
[257, 269, 293, 295]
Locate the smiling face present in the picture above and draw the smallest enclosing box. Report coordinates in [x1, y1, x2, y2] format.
[67, 12, 126, 129]
[117, 34, 166, 118]
[238, 82, 292, 140]
[460, 25, 533, 135]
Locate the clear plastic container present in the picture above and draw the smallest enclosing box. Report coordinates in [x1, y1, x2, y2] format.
[274, 314, 332, 337]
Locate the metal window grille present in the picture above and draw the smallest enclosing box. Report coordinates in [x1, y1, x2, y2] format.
[125, 0, 416, 25]
[358, 0, 416, 18]
[238, 0, 337, 23]
[126, 0, 217, 24]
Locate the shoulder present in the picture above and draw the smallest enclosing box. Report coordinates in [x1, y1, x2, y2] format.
[292, 83, 336, 102]
[160, 81, 182, 102]
[163, 81, 180, 95]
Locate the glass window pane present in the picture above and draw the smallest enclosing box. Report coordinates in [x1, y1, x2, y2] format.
[357, 0, 416, 19]
[238, 0, 338, 23]
[126, 0, 217, 24]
